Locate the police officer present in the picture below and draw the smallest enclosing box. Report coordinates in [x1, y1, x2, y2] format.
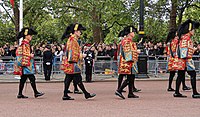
[115, 26, 139, 99]
[174, 19, 200, 98]
[43, 45, 53, 81]
[14, 27, 44, 99]
[84, 45, 95, 82]
[61, 23, 96, 100]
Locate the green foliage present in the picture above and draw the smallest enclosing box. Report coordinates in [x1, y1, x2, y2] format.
[1, 0, 200, 45]
[0, 21, 15, 46]
[183, 2, 200, 42]
[144, 18, 168, 43]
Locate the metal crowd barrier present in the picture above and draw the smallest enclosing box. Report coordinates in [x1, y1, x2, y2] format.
[147, 56, 168, 77]
[0, 56, 15, 75]
[0, 55, 200, 78]
[93, 56, 117, 78]
[147, 55, 200, 77]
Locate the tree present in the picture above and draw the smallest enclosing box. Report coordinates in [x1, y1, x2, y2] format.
[49, 0, 133, 43]
[1, 0, 200, 45]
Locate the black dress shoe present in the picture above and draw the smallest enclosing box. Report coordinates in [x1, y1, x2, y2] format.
[167, 88, 175, 92]
[173, 93, 187, 98]
[128, 94, 139, 98]
[115, 91, 125, 99]
[17, 94, 28, 99]
[133, 88, 141, 92]
[62, 96, 74, 100]
[67, 90, 73, 93]
[74, 90, 83, 94]
[183, 86, 191, 91]
[85, 93, 96, 99]
[192, 93, 200, 98]
[35, 92, 45, 98]
[121, 90, 126, 92]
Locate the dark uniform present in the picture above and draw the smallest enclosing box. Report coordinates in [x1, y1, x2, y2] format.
[61, 23, 96, 100]
[173, 19, 200, 98]
[115, 26, 139, 99]
[43, 45, 53, 81]
[84, 47, 95, 82]
[14, 27, 44, 99]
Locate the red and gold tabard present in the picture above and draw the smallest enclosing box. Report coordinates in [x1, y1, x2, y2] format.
[66, 35, 80, 63]
[61, 35, 82, 74]
[168, 34, 195, 71]
[179, 33, 195, 71]
[168, 56, 186, 71]
[14, 40, 35, 75]
[170, 37, 178, 54]
[168, 37, 186, 71]
[179, 34, 194, 59]
[118, 37, 138, 74]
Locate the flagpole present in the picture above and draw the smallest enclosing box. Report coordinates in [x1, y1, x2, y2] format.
[14, 0, 23, 79]
[19, 0, 23, 45]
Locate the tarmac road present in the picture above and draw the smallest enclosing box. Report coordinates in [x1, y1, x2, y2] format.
[0, 80, 200, 117]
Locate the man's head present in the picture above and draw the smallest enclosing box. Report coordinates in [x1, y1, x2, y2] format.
[121, 26, 138, 38]
[177, 19, 200, 39]
[166, 28, 177, 43]
[45, 45, 51, 50]
[17, 27, 37, 42]
[61, 23, 86, 40]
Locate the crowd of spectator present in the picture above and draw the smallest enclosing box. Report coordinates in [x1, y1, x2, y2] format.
[1, 40, 200, 76]
[0, 41, 200, 61]
[0, 42, 18, 57]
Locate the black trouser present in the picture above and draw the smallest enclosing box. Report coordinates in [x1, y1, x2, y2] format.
[18, 74, 39, 95]
[168, 71, 187, 89]
[43, 63, 52, 80]
[117, 74, 134, 95]
[117, 74, 136, 90]
[85, 61, 93, 82]
[117, 74, 124, 90]
[63, 74, 89, 97]
[187, 71, 198, 94]
[176, 70, 198, 94]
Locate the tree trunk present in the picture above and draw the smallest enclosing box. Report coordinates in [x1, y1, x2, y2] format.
[13, 5, 20, 39]
[91, 7, 102, 43]
[177, 0, 189, 26]
[177, 9, 184, 26]
[169, 0, 177, 30]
